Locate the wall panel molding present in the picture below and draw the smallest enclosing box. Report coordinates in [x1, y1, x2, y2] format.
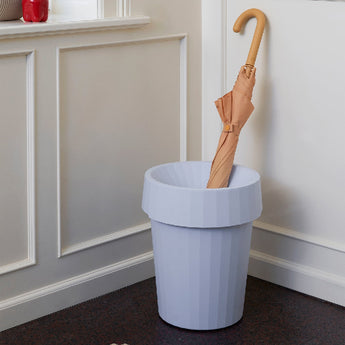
[59, 222, 151, 258]
[56, 34, 187, 257]
[0, 251, 154, 332]
[0, 50, 36, 276]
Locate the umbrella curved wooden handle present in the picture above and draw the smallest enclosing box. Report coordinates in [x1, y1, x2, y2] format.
[233, 8, 266, 71]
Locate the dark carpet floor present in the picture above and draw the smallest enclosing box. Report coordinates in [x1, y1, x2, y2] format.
[0, 276, 344, 345]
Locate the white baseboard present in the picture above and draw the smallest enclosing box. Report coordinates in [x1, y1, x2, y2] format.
[0, 251, 154, 332]
[249, 222, 345, 307]
[249, 250, 345, 306]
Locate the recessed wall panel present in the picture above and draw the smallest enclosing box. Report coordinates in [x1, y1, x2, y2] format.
[0, 54, 29, 267]
[59, 38, 181, 252]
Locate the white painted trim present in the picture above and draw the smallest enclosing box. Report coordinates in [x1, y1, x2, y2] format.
[180, 36, 188, 161]
[56, 46, 62, 261]
[116, 0, 131, 17]
[0, 258, 35, 277]
[115, 0, 123, 17]
[0, 16, 150, 40]
[97, 0, 105, 19]
[0, 251, 153, 310]
[60, 222, 151, 257]
[26, 51, 36, 268]
[201, 0, 227, 161]
[0, 251, 154, 332]
[0, 50, 36, 276]
[254, 221, 345, 254]
[249, 249, 345, 307]
[56, 33, 187, 53]
[124, 0, 131, 17]
[56, 34, 187, 257]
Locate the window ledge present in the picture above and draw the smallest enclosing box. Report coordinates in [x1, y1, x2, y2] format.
[0, 15, 151, 39]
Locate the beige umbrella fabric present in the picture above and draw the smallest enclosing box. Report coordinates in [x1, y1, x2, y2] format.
[207, 67, 255, 188]
[207, 8, 265, 189]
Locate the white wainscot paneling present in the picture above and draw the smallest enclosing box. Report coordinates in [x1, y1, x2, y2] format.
[0, 51, 35, 275]
[57, 35, 187, 257]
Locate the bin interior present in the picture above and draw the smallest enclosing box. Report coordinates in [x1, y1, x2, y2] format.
[150, 162, 259, 189]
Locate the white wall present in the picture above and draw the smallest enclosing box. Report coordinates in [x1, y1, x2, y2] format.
[0, 0, 201, 331]
[203, 0, 345, 305]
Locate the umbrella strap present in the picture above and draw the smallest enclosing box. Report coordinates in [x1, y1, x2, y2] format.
[244, 64, 255, 78]
[223, 122, 240, 135]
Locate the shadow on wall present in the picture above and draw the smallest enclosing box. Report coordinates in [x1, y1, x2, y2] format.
[259, 177, 305, 230]
[250, 17, 273, 174]
[249, 20, 306, 231]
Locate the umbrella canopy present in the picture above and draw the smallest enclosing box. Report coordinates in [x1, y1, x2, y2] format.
[207, 67, 255, 188]
[207, 8, 265, 189]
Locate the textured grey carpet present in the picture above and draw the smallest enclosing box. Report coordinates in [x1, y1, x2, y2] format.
[0, 276, 344, 345]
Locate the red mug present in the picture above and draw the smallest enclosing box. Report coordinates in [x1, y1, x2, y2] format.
[22, 0, 49, 22]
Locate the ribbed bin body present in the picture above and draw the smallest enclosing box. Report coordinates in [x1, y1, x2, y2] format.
[142, 161, 262, 330]
[152, 220, 252, 330]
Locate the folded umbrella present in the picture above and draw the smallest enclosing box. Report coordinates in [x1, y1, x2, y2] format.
[207, 9, 266, 189]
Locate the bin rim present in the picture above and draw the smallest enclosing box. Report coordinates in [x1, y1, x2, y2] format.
[142, 161, 262, 228]
[144, 161, 260, 191]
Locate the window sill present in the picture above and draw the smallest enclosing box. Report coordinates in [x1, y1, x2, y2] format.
[0, 15, 151, 39]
